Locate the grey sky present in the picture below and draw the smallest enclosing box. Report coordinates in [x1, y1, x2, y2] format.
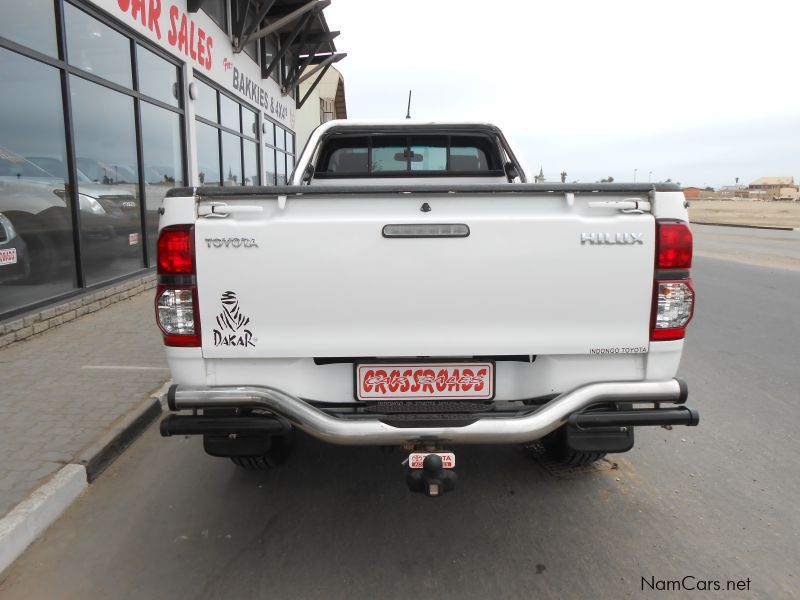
[325, 0, 799, 187]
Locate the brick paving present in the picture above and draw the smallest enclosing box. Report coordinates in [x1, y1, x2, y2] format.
[0, 290, 168, 517]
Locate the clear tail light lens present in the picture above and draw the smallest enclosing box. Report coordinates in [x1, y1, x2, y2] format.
[651, 280, 695, 340]
[157, 288, 195, 334]
[156, 286, 200, 347]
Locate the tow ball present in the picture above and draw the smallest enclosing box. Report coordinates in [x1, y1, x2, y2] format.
[405, 450, 457, 497]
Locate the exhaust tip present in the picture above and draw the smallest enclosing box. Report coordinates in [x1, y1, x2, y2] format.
[167, 384, 179, 411]
[674, 377, 689, 404]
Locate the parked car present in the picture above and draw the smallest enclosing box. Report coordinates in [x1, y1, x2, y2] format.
[0, 211, 30, 283]
[156, 121, 698, 496]
[0, 152, 142, 280]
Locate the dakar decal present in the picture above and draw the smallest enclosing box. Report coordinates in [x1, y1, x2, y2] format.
[213, 291, 255, 347]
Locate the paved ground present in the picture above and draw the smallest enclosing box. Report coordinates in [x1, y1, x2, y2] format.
[1, 227, 798, 599]
[0, 292, 167, 517]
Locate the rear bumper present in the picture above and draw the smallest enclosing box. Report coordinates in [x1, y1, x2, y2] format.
[164, 378, 696, 445]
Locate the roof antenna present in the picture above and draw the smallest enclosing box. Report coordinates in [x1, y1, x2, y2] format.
[405, 90, 412, 119]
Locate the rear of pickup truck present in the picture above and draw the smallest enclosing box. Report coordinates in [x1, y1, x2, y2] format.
[156, 121, 697, 495]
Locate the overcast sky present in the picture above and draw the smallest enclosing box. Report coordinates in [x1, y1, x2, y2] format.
[325, 0, 799, 187]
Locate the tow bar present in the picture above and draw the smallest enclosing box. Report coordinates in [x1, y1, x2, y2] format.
[405, 450, 457, 497]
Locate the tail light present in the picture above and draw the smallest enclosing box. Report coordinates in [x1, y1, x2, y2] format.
[156, 225, 200, 347]
[656, 220, 693, 269]
[651, 279, 695, 340]
[651, 219, 695, 341]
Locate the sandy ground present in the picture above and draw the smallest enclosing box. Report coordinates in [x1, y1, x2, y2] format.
[688, 199, 800, 228]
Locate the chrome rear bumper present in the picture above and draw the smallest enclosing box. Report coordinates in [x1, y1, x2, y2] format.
[166, 378, 691, 445]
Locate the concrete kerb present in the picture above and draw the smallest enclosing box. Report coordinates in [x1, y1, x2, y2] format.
[0, 381, 170, 574]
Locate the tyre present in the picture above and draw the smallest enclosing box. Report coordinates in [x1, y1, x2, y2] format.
[229, 429, 295, 470]
[24, 234, 60, 283]
[540, 426, 606, 467]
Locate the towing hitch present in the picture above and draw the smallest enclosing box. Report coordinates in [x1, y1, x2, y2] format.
[406, 451, 457, 497]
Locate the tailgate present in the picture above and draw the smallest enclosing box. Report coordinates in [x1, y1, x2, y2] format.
[194, 193, 655, 358]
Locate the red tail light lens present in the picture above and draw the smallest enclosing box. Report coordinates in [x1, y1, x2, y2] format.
[656, 220, 693, 269]
[157, 225, 195, 274]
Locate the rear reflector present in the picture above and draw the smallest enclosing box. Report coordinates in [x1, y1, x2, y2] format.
[382, 223, 470, 238]
[157, 225, 195, 274]
[156, 285, 200, 347]
[651, 279, 695, 341]
[656, 220, 693, 269]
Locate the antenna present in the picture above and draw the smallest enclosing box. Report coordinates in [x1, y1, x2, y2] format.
[405, 90, 412, 119]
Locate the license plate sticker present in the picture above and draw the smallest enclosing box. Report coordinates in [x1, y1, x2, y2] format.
[408, 452, 455, 469]
[355, 362, 494, 400]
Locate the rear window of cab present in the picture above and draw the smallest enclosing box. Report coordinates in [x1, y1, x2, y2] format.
[314, 134, 504, 177]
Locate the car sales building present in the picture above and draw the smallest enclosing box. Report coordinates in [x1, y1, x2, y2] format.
[0, 0, 346, 320]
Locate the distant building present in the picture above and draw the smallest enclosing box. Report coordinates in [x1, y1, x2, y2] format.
[749, 177, 797, 200]
[534, 167, 545, 183]
[682, 187, 703, 199]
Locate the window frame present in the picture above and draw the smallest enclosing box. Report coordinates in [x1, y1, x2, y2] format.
[193, 72, 261, 187]
[0, 0, 188, 314]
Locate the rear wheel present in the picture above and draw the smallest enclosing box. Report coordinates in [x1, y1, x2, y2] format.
[541, 426, 606, 467]
[228, 430, 295, 470]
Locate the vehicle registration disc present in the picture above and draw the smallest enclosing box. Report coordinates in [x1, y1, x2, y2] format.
[355, 362, 494, 401]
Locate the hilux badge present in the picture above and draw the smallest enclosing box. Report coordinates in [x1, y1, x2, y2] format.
[581, 232, 644, 245]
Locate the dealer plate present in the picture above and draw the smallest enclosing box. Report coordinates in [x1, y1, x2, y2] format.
[0, 248, 17, 266]
[408, 452, 455, 469]
[355, 362, 494, 401]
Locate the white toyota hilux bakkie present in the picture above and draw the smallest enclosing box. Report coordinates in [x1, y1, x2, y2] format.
[156, 120, 697, 496]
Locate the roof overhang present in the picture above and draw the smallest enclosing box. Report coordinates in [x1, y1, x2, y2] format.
[189, 0, 345, 107]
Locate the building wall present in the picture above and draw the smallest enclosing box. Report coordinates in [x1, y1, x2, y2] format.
[294, 66, 346, 157]
[0, 0, 321, 320]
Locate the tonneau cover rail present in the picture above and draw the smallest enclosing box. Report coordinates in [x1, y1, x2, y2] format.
[167, 182, 682, 199]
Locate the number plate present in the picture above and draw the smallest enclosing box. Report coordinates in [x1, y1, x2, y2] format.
[0, 248, 17, 266]
[355, 362, 494, 401]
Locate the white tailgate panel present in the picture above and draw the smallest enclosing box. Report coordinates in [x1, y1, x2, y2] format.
[195, 195, 654, 358]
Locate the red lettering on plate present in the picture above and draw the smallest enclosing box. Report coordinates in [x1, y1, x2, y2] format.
[388, 370, 401, 392]
[474, 369, 487, 392]
[205, 36, 213, 69]
[461, 368, 474, 391]
[436, 369, 448, 392]
[362, 369, 374, 393]
[421, 369, 435, 394]
[374, 370, 387, 394]
[400, 370, 412, 393]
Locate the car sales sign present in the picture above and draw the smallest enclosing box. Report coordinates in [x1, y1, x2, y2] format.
[94, 0, 294, 128]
